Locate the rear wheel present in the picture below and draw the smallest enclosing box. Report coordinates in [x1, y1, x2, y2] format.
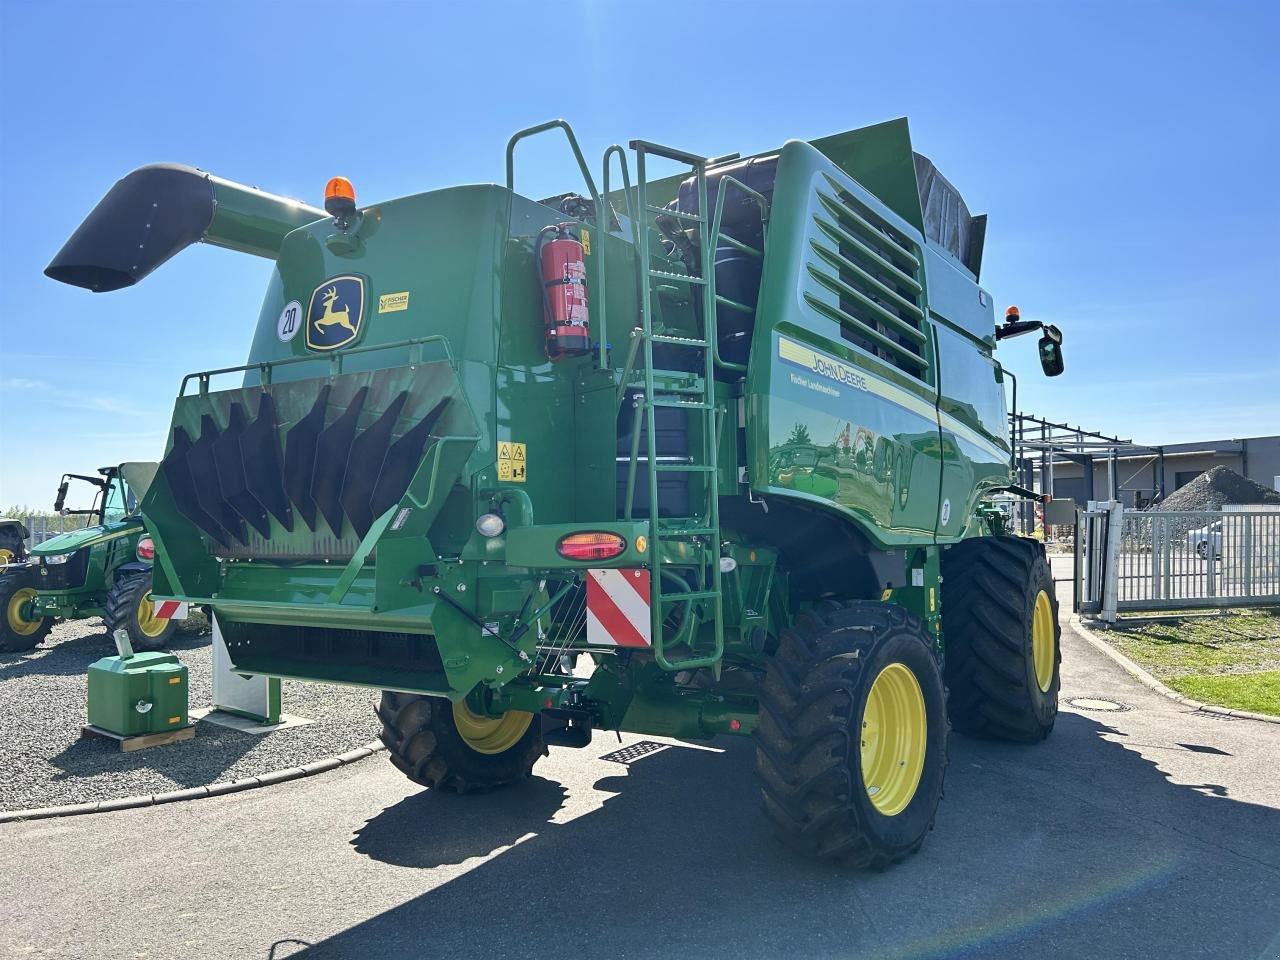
[755, 602, 948, 868]
[0, 526, 25, 565]
[104, 572, 176, 652]
[0, 571, 51, 652]
[942, 536, 1060, 742]
[377, 691, 545, 793]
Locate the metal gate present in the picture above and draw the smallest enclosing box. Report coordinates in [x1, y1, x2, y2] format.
[1077, 503, 1280, 619]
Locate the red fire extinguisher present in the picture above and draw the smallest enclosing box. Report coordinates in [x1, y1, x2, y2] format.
[537, 224, 590, 359]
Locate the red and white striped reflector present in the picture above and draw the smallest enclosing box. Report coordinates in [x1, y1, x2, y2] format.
[153, 600, 189, 620]
[586, 568, 651, 648]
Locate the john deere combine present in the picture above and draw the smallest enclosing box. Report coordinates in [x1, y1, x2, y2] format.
[47, 119, 1065, 867]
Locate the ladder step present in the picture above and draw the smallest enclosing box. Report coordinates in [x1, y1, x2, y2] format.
[655, 527, 717, 537]
[655, 464, 716, 473]
[648, 269, 707, 286]
[649, 333, 709, 346]
[648, 204, 703, 223]
[649, 398, 712, 410]
[659, 590, 721, 604]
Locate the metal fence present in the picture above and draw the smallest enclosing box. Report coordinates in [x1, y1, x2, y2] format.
[1078, 503, 1280, 618]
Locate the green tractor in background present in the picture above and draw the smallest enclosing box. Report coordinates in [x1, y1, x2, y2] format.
[46, 119, 1066, 867]
[0, 463, 182, 653]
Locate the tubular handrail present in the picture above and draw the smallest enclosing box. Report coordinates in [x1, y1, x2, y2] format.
[505, 120, 601, 211]
[601, 144, 634, 226]
[181, 335, 456, 397]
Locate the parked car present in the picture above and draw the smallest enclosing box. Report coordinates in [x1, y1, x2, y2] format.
[1187, 520, 1223, 559]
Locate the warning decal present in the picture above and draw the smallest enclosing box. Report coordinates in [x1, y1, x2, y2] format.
[497, 441, 526, 482]
[586, 568, 652, 647]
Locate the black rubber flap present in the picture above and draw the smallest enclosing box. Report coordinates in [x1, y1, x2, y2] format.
[283, 385, 331, 532]
[241, 391, 293, 531]
[212, 403, 271, 539]
[341, 391, 409, 539]
[160, 426, 231, 547]
[188, 415, 247, 545]
[310, 387, 369, 537]
[370, 397, 451, 519]
[44, 164, 215, 292]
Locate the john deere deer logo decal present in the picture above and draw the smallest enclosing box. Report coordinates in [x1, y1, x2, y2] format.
[306, 275, 365, 351]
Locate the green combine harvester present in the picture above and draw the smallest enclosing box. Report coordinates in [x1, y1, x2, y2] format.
[46, 118, 1065, 867]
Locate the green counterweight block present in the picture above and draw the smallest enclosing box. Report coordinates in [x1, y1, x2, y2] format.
[87, 652, 189, 737]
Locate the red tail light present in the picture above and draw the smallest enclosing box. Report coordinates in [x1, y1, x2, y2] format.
[136, 537, 155, 561]
[556, 532, 626, 562]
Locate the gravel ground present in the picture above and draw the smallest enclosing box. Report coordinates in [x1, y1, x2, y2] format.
[0, 617, 381, 812]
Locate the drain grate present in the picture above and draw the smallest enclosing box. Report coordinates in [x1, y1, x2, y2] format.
[1065, 696, 1133, 713]
[600, 740, 670, 764]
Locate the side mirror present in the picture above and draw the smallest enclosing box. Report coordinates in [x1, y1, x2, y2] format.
[53, 481, 69, 513]
[1038, 324, 1064, 377]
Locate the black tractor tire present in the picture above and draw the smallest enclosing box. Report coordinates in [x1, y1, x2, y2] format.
[0, 526, 26, 565]
[0, 569, 52, 652]
[377, 691, 546, 794]
[755, 601, 949, 869]
[104, 572, 176, 653]
[942, 536, 1060, 743]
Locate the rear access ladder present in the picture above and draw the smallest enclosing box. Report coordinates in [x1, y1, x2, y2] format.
[624, 140, 724, 671]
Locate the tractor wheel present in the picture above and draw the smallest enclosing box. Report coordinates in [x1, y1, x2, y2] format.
[377, 691, 546, 793]
[941, 536, 1060, 742]
[0, 527, 25, 566]
[0, 570, 51, 652]
[104, 572, 176, 652]
[755, 602, 949, 869]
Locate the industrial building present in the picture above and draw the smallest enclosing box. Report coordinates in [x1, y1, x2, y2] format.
[1014, 419, 1280, 508]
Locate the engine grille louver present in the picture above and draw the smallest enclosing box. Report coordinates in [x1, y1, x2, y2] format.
[157, 367, 460, 559]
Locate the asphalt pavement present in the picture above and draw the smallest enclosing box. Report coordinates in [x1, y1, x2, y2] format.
[2, 566, 1278, 960]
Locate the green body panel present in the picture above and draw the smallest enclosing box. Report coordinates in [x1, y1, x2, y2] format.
[63, 118, 1032, 740]
[744, 140, 1009, 549]
[86, 652, 188, 736]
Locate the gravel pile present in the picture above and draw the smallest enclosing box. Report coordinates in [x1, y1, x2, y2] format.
[0, 618, 381, 812]
[1154, 465, 1280, 512]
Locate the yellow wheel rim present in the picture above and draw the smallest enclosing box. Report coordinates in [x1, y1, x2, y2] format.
[0, 549, 15, 565]
[6, 587, 42, 636]
[136, 591, 169, 638]
[452, 700, 533, 755]
[1032, 589, 1055, 693]
[860, 662, 927, 817]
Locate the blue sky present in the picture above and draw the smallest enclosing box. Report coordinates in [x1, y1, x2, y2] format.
[1, 0, 1277, 508]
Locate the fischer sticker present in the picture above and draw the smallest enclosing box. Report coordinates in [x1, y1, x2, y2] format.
[580, 229, 590, 255]
[497, 441, 526, 482]
[379, 291, 410, 313]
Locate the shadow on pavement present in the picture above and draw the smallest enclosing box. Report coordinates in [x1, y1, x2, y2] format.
[300, 712, 1280, 960]
[351, 776, 569, 868]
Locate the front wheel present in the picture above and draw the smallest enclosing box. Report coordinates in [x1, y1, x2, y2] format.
[377, 691, 545, 793]
[0, 570, 51, 652]
[755, 602, 949, 869]
[942, 536, 1060, 742]
[104, 572, 176, 652]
